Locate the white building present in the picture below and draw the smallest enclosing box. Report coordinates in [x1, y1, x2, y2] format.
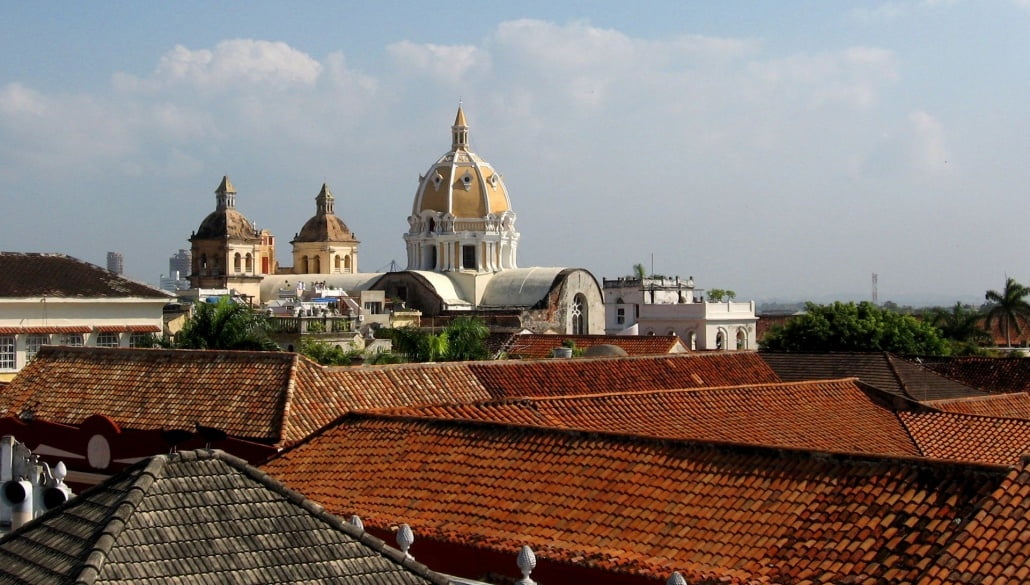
[603, 276, 757, 350]
[0, 252, 171, 380]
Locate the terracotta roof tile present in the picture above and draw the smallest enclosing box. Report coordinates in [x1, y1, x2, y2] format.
[384, 378, 923, 457]
[900, 411, 1030, 466]
[760, 352, 986, 401]
[927, 393, 1030, 420]
[264, 415, 1009, 584]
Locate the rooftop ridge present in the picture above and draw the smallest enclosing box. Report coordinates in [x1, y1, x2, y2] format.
[342, 410, 1013, 473]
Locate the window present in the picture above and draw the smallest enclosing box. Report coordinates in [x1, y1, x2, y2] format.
[234, 253, 242, 273]
[25, 334, 48, 361]
[245, 253, 253, 272]
[364, 302, 383, 315]
[571, 293, 588, 335]
[0, 336, 14, 370]
[462, 245, 476, 270]
[58, 333, 83, 347]
[96, 332, 120, 348]
[129, 333, 153, 348]
[616, 307, 625, 325]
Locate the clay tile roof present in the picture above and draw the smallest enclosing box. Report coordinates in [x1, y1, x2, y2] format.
[900, 410, 1030, 465]
[917, 462, 1030, 585]
[264, 414, 1010, 584]
[0, 346, 320, 446]
[0, 449, 447, 585]
[467, 352, 781, 398]
[193, 208, 260, 240]
[760, 351, 987, 402]
[502, 334, 687, 359]
[926, 392, 1030, 420]
[0, 252, 171, 298]
[916, 355, 1030, 394]
[384, 378, 923, 457]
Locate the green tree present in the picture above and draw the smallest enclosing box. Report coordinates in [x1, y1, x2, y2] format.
[383, 326, 449, 362]
[443, 316, 490, 361]
[761, 301, 948, 355]
[707, 289, 736, 302]
[925, 302, 990, 354]
[632, 263, 646, 280]
[173, 297, 279, 351]
[984, 277, 1030, 347]
[298, 338, 361, 366]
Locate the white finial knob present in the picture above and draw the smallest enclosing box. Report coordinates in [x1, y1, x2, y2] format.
[516, 545, 537, 585]
[667, 572, 687, 585]
[397, 523, 414, 559]
[349, 515, 364, 530]
[54, 461, 67, 482]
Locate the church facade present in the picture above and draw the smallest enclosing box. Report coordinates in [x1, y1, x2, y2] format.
[191, 106, 604, 335]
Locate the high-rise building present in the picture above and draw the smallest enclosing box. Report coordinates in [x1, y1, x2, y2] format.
[169, 249, 191, 280]
[106, 251, 124, 275]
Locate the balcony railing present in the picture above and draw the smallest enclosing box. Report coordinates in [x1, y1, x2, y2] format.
[267, 316, 355, 334]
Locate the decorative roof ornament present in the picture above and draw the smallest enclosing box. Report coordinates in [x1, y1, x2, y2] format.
[349, 514, 364, 530]
[667, 572, 687, 585]
[515, 545, 537, 585]
[396, 523, 414, 559]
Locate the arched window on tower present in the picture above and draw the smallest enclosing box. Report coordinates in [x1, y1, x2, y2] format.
[245, 253, 253, 272]
[300, 256, 309, 273]
[334, 255, 341, 272]
[571, 293, 589, 335]
[312, 256, 321, 273]
[233, 253, 242, 273]
[736, 329, 747, 350]
[344, 255, 352, 272]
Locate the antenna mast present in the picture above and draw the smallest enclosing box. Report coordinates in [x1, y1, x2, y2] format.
[872, 273, 879, 305]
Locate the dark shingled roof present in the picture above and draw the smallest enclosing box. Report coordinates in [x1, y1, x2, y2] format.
[760, 351, 987, 402]
[0, 449, 448, 585]
[0, 252, 170, 299]
[916, 355, 1030, 394]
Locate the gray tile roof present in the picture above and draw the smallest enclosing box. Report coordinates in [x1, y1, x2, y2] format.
[0, 252, 170, 298]
[0, 449, 449, 585]
[759, 351, 987, 402]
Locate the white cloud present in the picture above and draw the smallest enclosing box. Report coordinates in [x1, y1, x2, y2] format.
[386, 41, 489, 85]
[117, 39, 323, 92]
[908, 110, 951, 174]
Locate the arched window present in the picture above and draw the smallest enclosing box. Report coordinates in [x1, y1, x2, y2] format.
[688, 331, 697, 351]
[571, 293, 589, 335]
[245, 253, 253, 272]
[334, 255, 341, 272]
[233, 253, 242, 272]
[716, 331, 725, 350]
[300, 256, 309, 273]
[312, 256, 321, 273]
[200, 254, 208, 270]
[344, 255, 352, 272]
[736, 329, 747, 350]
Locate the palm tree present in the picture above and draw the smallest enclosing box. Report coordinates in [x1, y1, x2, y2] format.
[927, 302, 990, 352]
[444, 316, 489, 361]
[175, 297, 279, 351]
[984, 277, 1030, 347]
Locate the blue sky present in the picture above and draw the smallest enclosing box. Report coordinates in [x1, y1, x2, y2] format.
[3, 1, 1030, 304]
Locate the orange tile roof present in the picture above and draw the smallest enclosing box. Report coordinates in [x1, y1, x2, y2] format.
[501, 334, 687, 359]
[264, 414, 1010, 584]
[2, 349, 777, 448]
[899, 410, 1030, 466]
[384, 378, 923, 457]
[0, 346, 321, 446]
[919, 463, 1030, 585]
[466, 352, 781, 398]
[927, 392, 1030, 420]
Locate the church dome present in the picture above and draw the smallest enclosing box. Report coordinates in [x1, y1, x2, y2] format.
[411, 106, 513, 219]
[192, 176, 260, 241]
[292, 183, 357, 244]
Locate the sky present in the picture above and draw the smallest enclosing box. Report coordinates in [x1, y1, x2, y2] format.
[2, 1, 1029, 306]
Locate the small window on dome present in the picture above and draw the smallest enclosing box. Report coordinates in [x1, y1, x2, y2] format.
[461, 172, 473, 191]
[488, 174, 498, 188]
[432, 171, 443, 190]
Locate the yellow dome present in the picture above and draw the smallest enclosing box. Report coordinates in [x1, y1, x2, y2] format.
[412, 106, 513, 219]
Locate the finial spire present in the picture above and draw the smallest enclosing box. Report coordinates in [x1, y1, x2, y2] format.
[452, 103, 469, 151]
[214, 175, 236, 210]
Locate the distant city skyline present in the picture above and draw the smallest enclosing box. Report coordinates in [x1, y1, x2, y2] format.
[3, 2, 1029, 306]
